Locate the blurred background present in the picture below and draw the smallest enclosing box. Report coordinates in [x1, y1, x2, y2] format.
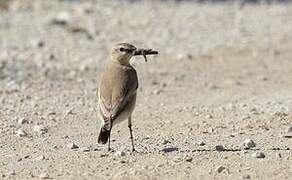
[1, 0, 292, 179]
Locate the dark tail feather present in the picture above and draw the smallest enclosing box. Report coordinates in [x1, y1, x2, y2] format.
[98, 127, 110, 144]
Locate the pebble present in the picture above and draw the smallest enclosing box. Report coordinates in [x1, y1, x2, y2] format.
[252, 152, 265, 158]
[8, 170, 15, 176]
[30, 39, 45, 48]
[39, 173, 49, 179]
[250, 107, 260, 115]
[161, 139, 170, 145]
[161, 146, 179, 153]
[99, 153, 108, 157]
[52, 11, 72, 25]
[226, 102, 236, 110]
[114, 150, 126, 157]
[197, 141, 205, 146]
[17, 118, 28, 124]
[205, 114, 213, 119]
[67, 143, 79, 149]
[80, 147, 90, 152]
[286, 126, 292, 133]
[282, 134, 292, 138]
[66, 109, 75, 115]
[243, 139, 256, 149]
[216, 166, 228, 173]
[34, 155, 45, 161]
[16, 128, 27, 137]
[184, 156, 193, 162]
[242, 115, 251, 120]
[152, 89, 162, 95]
[215, 145, 225, 151]
[243, 175, 251, 179]
[33, 125, 48, 135]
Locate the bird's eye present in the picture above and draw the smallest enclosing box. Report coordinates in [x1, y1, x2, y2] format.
[120, 48, 125, 52]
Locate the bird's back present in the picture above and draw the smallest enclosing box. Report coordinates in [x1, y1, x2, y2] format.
[99, 62, 137, 105]
[98, 62, 138, 121]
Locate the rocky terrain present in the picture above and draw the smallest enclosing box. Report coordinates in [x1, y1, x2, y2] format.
[0, 0, 292, 179]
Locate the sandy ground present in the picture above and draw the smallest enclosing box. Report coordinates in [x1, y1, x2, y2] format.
[1, 0, 292, 179]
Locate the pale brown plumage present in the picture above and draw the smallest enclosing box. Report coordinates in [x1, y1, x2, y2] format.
[98, 43, 138, 151]
[97, 43, 158, 151]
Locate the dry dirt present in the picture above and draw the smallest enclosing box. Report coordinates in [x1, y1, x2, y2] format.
[0, 0, 292, 179]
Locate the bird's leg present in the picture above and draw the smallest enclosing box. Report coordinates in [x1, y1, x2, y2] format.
[108, 125, 112, 152]
[128, 116, 135, 152]
[108, 133, 111, 152]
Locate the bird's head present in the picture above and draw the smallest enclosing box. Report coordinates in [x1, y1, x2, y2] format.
[110, 43, 137, 65]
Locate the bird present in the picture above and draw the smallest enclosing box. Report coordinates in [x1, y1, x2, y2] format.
[97, 43, 158, 152]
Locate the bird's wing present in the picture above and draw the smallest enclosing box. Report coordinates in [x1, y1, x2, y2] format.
[110, 69, 138, 120]
[98, 65, 138, 129]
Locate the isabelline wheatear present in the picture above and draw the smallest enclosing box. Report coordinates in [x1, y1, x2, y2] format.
[97, 43, 158, 151]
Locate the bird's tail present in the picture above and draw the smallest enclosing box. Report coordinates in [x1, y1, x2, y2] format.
[98, 127, 111, 144]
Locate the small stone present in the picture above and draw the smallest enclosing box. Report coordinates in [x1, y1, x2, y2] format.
[67, 143, 79, 149]
[205, 114, 213, 119]
[216, 166, 227, 173]
[16, 128, 27, 137]
[8, 170, 15, 176]
[161, 139, 170, 145]
[99, 153, 108, 157]
[286, 126, 292, 133]
[252, 152, 265, 158]
[258, 76, 268, 81]
[30, 39, 45, 48]
[215, 145, 225, 151]
[161, 146, 178, 153]
[114, 150, 126, 157]
[226, 103, 236, 110]
[33, 125, 48, 135]
[197, 141, 205, 146]
[17, 118, 28, 124]
[81, 147, 90, 152]
[242, 115, 251, 120]
[52, 12, 72, 25]
[250, 107, 259, 115]
[120, 160, 127, 163]
[184, 156, 193, 162]
[34, 155, 45, 161]
[66, 109, 75, 115]
[152, 89, 162, 95]
[282, 134, 292, 138]
[61, 135, 69, 139]
[243, 139, 256, 149]
[243, 175, 251, 179]
[39, 173, 49, 179]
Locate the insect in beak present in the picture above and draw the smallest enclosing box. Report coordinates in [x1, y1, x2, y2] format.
[133, 49, 158, 62]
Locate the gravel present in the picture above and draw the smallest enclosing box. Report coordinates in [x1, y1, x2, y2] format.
[67, 143, 79, 149]
[39, 173, 49, 179]
[16, 128, 27, 137]
[286, 126, 292, 133]
[215, 145, 225, 151]
[33, 125, 48, 135]
[243, 139, 256, 149]
[216, 166, 228, 173]
[114, 150, 126, 157]
[51, 11, 72, 26]
[17, 118, 28, 124]
[161, 146, 179, 153]
[252, 152, 265, 158]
